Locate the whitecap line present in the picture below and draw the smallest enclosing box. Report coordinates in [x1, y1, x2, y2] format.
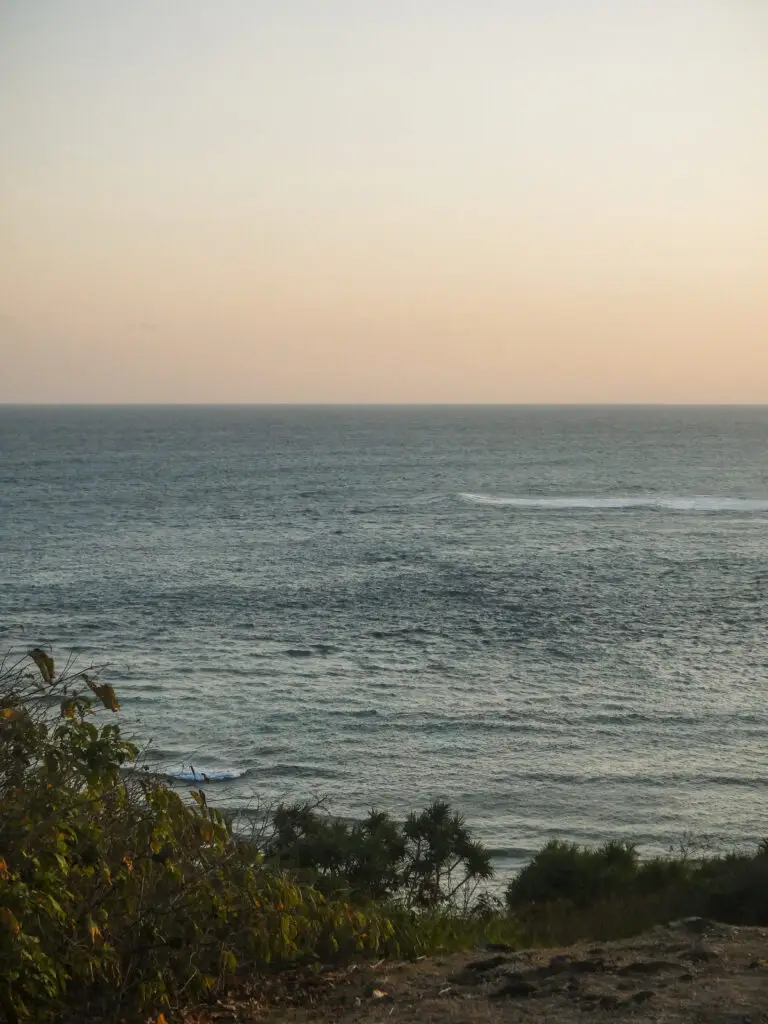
[459, 493, 768, 512]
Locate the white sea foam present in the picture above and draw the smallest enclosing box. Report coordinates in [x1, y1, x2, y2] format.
[166, 767, 247, 782]
[459, 493, 768, 512]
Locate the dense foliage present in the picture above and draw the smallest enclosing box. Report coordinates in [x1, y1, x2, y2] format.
[264, 798, 492, 908]
[1, 648, 766, 1022]
[0, 651, 496, 1022]
[0, 653, 401, 1021]
[506, 837, 768, 944]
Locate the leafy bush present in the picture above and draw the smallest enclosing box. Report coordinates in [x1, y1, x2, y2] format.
[263, 798, 493, 910]
[693, 847, 768, 925]
[0, 652, 394, 1022]
[506, 839, 644, 909]
[505, 836, 768, 943]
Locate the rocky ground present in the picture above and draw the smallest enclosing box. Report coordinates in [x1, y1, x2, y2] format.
[183, 919, 768, 1024]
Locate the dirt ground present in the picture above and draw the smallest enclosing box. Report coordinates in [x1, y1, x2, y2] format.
[182, 918, 768, 1024]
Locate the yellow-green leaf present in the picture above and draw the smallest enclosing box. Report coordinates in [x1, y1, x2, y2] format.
[0, 907, 20, 934]
[29, 648, 55, 683]
[60, 699, 77, 720]
[87, 681, 120, 712]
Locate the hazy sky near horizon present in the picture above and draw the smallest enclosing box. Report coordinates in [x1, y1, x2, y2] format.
[1, 1, 767, 403]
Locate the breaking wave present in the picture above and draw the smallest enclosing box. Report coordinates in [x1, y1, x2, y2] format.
[460, 493, 768, 512]
[165, 767, 248, 782]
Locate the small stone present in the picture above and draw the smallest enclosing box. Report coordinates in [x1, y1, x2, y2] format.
[670, 916, 714, 934]
[630, 990, 655, 1004]
[447, 970, 485, 987]
[571, 958, 607, 974]
[598, 994, 620, 1009]
[492, 979, 538, 999]
[662, 941, 691, 953]
[364, 983, 393, 1001]
[466, 955, 510, 971]
[617, 960, 676, 976]
[546, 955, 572, 975]
[680, 947, 719, 964]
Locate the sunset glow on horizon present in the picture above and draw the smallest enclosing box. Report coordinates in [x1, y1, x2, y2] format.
[1, 1, 766, 404]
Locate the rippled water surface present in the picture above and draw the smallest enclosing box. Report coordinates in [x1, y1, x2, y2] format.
[2, 406, 767, 873]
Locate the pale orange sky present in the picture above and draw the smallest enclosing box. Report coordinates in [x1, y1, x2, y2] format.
[1, 1, 767, 403]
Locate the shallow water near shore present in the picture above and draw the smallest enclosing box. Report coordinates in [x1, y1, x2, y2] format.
[2, 405, 767, 877]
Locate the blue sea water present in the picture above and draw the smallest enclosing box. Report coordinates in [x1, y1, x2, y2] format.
[1, 405, 767, 875]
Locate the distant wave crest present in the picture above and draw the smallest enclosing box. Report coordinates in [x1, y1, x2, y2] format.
[459, 493, 768, 512]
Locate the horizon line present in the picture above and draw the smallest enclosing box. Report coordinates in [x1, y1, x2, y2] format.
[1, 401, 767, 409]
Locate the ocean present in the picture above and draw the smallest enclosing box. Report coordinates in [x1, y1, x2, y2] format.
[1, 405, 767, 877]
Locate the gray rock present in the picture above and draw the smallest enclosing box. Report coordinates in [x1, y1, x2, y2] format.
[570, 958, 607, 974]
[616, 959, 677, 975]
[447, 970, 488, 987]
[492, 978, 539, 999]
[465, 954, 511, 972]
[598, 994, 621, 1010]
[669, 916, 715, 934]
[629, 989, 655, 1004]
[679, 946, 720, 963]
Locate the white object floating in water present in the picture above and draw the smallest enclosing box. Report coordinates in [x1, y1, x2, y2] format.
[165, 766, 247, 782]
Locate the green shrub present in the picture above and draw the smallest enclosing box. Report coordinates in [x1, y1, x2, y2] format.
[506, 839, 641, 909]
[505, 836, 768, 944]
[0, 652, 393, 1022]
[263, 799, 493, 911]
[693, 848, 768, 925]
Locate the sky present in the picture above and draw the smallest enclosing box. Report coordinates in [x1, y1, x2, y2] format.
[1, 0, 766, 403]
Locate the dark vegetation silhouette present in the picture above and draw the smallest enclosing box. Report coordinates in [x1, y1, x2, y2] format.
[505, 837, 768, 946]
[1, 649, 766, 1021]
